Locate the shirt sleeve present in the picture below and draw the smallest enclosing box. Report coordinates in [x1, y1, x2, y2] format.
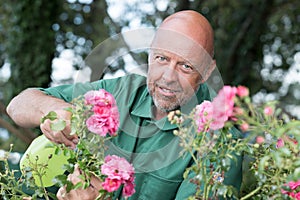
[38, 81, 102, 103]
[38, 74, 146, 103]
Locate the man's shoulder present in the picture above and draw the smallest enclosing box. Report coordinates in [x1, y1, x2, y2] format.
[98, 73, 148, 99]
[101, 73, 146, 86]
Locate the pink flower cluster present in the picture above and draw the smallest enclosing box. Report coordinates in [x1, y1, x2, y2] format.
[195, 85, 248, 132]
[276, 135, 298, 148]
[281, 180, 300, 200]
[84, 89, 120, 136]
[101, 155, 135, 197]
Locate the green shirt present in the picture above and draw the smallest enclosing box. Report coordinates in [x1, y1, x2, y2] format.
[40, 74, 242, 200]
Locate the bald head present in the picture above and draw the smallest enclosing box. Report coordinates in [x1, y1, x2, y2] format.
[155, 10, 214, 57]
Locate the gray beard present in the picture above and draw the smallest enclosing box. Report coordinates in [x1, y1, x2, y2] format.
[152, 96, 181, 113]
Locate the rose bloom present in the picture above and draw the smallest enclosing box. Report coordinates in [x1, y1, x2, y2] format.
[240, 122, 249, 132]
[210, 86, 237, 130]
[276, 138, 285, 148]
[281, 180, 300, 200]
[101, 155, 135, 197]
[102, 178, 122, 193]
[101, 155, 135, 180]
[123, 177, 136, 197]
[86, 113, 119, 136]
[264, 106, 273, 116]
[84, 89, 120, 136]
[289, 180, 300, 190]
[194, 100, 213, 132]
[84, 89, 117, 107]
[256, 136, 265, 144]
[236, 85, 249, 98]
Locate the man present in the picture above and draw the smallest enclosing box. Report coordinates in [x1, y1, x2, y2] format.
[7, 10, 242, 199]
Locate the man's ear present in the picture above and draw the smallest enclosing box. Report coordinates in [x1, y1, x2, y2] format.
[201, 59, 216, 83]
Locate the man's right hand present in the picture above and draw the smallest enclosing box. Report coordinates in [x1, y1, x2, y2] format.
[40, 109, 78, 149]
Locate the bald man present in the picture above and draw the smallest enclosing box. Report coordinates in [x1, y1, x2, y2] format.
[7, 10, 242, 199]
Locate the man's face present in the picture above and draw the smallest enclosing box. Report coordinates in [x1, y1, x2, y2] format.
[147, 29, 213, 113]
[147, 49, 202, 113]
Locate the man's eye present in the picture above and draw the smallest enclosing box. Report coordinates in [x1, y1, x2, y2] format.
[156, 56, 167, 62]
[182, 64, 193, 71]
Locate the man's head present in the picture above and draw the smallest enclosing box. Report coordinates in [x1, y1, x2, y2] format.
[147, 10, 216, 116]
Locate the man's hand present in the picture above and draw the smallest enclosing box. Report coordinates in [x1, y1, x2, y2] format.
[40, 109, 78, 149]
[57, 165, 104, 200]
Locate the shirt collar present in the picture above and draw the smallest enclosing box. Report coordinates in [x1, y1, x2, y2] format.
[130, 83, 212, 131]
[130, 91, 177, 131]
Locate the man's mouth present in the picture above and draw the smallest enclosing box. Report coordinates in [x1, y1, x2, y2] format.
[156, 84, 179, 97]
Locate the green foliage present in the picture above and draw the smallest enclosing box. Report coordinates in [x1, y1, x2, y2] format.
[169, 86, 300, 199]
[3, 0, 61, 102]
[0, 145, 57, 199]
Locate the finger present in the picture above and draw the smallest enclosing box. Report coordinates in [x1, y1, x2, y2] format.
[67, 172, 82, 185]
[57, 183, 99, 200]
[90, 174, 103, 191]
[40, 120, 77, 148]
[58, 131, 77, 149]
[40, 120, 56, 141]
[67, 164, 84, 185]
[56, 186, 67, 200]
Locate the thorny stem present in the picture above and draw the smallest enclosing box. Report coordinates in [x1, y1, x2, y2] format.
[240, 186, 261, 200]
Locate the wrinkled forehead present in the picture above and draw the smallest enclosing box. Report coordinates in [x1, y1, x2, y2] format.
[150, 29, 213, 70]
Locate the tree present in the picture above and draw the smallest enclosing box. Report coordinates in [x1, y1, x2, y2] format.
[0, 0, 61, 151]
[1, 0, 299, 151]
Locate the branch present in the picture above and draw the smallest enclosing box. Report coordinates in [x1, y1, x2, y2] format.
[0, 117, 34, 145]
[224, 0, 275, 83]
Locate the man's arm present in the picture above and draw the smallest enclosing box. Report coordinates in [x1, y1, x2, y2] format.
[6, 88, 77, 148]
[7, 88, 70, 127]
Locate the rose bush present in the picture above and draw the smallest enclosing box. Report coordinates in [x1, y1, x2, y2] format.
[0, 89, 135, 199]
[1, 85, 300, 199]
[169, 85, 300, 199]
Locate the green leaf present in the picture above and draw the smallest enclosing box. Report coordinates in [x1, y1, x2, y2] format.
[50, 119, 66, 131]
[258, 156, 270, 171]
[40, 111, 58, 123]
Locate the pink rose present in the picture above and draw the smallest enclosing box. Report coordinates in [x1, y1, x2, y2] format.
[294, 192, 300, 200]
[212, 86, 236, 117]
[236, 86, 249, 97]
[101, 155, 135, 181]
[101, 155, 135, 196]
[123, 177, 136, 197]
[281, 180, 300, 200]
[264, 106, 273, 116]
[289, 180, 300, 190]
[210, 86, 237, 130]
[276, 138, 284, 148]
[256, 136, 265, 144]
[84, 89, 120, 136]
[86, 113, 119, 136]
[240, 122, 249, 132]
[84, 89, 116, 107]
[102, 178, 122, 192]
[210, 115, 227, 130]
[194, 101, 213, 132]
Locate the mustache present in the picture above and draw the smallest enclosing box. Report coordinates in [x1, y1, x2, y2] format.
[150, 80, 182, 92]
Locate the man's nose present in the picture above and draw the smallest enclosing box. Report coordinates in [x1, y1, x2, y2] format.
[162, 62, 178, 82]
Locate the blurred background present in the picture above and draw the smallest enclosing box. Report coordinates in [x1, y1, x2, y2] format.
[0, 0, 299, 156]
